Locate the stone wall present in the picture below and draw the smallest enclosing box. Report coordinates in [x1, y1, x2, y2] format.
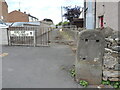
[75, 27, 119, 85]
[103, 28, 120, 81]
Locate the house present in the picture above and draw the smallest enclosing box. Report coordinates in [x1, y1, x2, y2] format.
[84, 0, 120, 31]
[8, 10, 38, 23]
[41, 18, 53, 25]
[28, 14, 39, 22]
[10, 22, 40, 27]
[43, 18, 53, 24]
[71, 18, 84, 28]
[0, 0, 8, 22]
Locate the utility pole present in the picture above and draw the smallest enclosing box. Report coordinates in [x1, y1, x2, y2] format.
[61, 6, 63, 23]
[94, 0, 96, 29]
[84, 0, 86, 28]
[19, 1, 21, 11]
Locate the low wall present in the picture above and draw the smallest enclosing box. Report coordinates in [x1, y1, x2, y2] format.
[103, 30, 120, 81]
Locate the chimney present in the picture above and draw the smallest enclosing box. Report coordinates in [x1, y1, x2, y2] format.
[18, 9, 21, 12]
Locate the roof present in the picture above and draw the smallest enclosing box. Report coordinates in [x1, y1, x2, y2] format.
[0, 19, 8, 28]
[9, 10, 39, 20]
[11, 22, 40, 27]
[9, 10, 27, 15]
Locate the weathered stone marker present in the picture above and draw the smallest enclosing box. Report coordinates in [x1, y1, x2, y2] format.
[75, 30, 105, 85]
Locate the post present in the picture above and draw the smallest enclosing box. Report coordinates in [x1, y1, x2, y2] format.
[33, 30, 36, 47]
[8, 29, 11, 46]
[94, 0, 96, 29]
[7, 28, 9, 46]
[61, 6, 63, 23]
[75, 30, 105, 85]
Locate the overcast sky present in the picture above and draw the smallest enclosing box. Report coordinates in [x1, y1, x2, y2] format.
[5, 0, 84, 24]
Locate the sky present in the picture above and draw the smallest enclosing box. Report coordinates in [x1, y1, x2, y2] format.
[5, 0, 84, 24]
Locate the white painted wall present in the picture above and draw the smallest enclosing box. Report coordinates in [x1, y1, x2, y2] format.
[0, 28, 8, 45]
[86, 0, 95, 29]
[96, 1, 119, 31]
[85, 1, 119, 31]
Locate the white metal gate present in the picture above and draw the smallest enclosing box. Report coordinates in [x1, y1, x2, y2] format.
[7, 26, 51, 47]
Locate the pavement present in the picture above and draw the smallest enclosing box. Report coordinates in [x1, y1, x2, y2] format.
[2, 30, 80, 88]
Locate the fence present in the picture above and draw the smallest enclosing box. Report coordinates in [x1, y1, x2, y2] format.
[8, 26, 52, 47]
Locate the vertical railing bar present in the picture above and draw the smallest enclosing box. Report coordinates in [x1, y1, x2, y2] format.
[34, 29, 36, 47]
[47, 27, 48, 46]
[42, 27, 43, 45]
[43, 27, 45, 45]
[47, 28, 50, 45]
[8, 28, 10, 46]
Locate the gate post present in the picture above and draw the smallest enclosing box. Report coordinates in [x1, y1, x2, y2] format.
[33, 30, 36, 47]
[7, 28, 11, 46]
[75, 30, 105, 85]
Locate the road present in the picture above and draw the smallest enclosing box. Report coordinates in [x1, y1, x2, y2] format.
[2, 30, 80, 88]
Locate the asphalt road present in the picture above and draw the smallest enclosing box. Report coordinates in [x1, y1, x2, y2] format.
[2, 30, 79, 88]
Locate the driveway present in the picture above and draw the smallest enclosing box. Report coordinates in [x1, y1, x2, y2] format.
[2, 43, 78, 88]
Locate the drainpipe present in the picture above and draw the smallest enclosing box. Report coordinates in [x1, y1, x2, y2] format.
[94, 0, 96, 29]
[84, 0, 86, 28]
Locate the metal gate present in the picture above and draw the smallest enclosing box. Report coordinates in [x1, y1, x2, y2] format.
[7, 26, 51, 47]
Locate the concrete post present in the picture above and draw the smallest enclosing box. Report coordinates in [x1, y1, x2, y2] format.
[33, 30, 36, 47]
[75, 29, 105, 85]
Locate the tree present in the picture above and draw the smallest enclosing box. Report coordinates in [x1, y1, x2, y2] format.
[56, 21, 69, 26]
[56, 21, 62, 26]
[43, 18, 53, 23]
[63, 6, 82, 23]
[62, 21, 69, 25]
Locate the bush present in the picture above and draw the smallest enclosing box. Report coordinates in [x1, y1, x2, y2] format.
[79, 80, 89, 87]
[102, 80, 120, 89]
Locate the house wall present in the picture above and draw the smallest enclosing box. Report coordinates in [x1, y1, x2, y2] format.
[8, 10, 29, 23]
[0, 1, 2, 19]
[0, 0, 8, 22]
[0, 28, 8, 45]
[119, 1, 120, 31]
[96, 1, 119, 31]
[84, 1, 119, 31]
[85, 0, 95, 29]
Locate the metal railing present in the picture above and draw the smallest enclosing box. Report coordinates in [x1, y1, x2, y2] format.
[8, 26, 52, 47]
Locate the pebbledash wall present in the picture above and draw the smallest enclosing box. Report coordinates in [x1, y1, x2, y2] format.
[0, 0, 8, 22]
[96, 1, 119, 31]
[84, 0, 120, 31]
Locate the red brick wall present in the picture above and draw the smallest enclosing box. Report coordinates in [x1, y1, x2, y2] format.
[0, 1, 8, 22]
[8, 10, 29, 23]
[0, 1, 2, 18]
[2, 1, 8, 22]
